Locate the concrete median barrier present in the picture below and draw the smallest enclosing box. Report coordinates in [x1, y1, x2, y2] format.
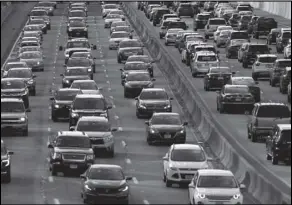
[122, 2, 291, 204]
[1, 2, 13, 27]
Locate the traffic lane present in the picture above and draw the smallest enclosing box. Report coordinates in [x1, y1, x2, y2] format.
[133, 8, 291, 185]
[1, 7, 67, 205]
[1, 2, 35, 66]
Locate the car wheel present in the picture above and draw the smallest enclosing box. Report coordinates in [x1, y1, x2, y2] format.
[251, 132, 257, 142]
[3, 169, 11, 183]
[108, 148, 114, 158]
[165, 178, 172, 187]
[271, 80, 276, 87]
[31, 89, 36, 96]
[51, 166, 57, 176]
[266, 153, 272, 160]
[22, 128, 28, 136]
[272, 152, 278, 165]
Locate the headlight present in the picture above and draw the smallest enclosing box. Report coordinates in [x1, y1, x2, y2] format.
[84, 184, 92, 191]
[196, 193, 206, 199]
[233, 194, 241, 199]
[20, 117, 26, 121]
[164, 104, 171, 109]
[125, 83, 131, 87]
[53, 152, 62, 159]
[27, 79, 34, 84]
[54, 104, 60, 108]
[179, 129, 185, 134]
[71, 112, 79, 118]
[169, 166, 178, 171]
[150, 128, 156, 134]
[2, 159, 9, 167]
[118, 185, 128, 192]
[139, 104, 146, 109]
[86, 154, 94, 160]
[37, 61, 40, 65]
[88, 68, 92, 72]
[104, 135, 113, 142]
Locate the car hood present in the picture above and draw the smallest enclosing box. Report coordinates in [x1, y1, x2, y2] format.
[1, 88, 26, 94]
[140, 100, 170, 105]
[257, 117, 290, 128]
[110, 37, 129, 42]
[126, 81, 152, 86]
[80, 90, 101, 95]
[170, 161, 209, 169]
[55, 100, 73, 105]
[85, 132, 112, 138]
[55, 147, 93, 154]
[87, 180, 126, 188]
[196, 188, 240, 196]
[1, 112, 26, 118]
[65, 48, 91, 53]
[151, 125, 184, 132]
[64, 76, 90, 80]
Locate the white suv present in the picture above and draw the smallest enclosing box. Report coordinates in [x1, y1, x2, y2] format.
[190, 51, 219, 77]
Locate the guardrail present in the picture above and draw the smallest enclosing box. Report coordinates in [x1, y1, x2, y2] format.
[122, 2, 291, 204]
[1, 2, 13, 27]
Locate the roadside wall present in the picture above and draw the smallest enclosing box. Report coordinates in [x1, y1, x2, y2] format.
[1, 2, 13, 26]
[250, 2, 291, 20]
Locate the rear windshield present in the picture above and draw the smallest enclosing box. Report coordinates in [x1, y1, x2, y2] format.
[237, 6, 251, 11]
[197, 15, 210, 20]
[225, 87, 249, 93]
[258, 57, 277, 63]
[209, 19, 226, 25]
[231, 32, 249, 39]
[280, 130, 291, 142]
[249, 45, 269, 53]
[168, 21, 186, 29]
[55, 90, 80, 101]
[278, 60, 291, 68]
[197, 55, 217, 62]
[257, 106, 290, 118]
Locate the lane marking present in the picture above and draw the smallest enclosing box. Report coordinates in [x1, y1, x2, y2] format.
[53, 198, 60, 205]
[118, 127, 123, 131]
[133, 177, 139, 184]
[48, 127, 51, 132]
[121, 140, 127, 148]
[48, 176, 54, 183]
[143, 199, 150, 205]
[109, 96, 113, 99]
[126, 158, 132, 164]
[114, 115, 119, 120]
[108, 88, 111, 91]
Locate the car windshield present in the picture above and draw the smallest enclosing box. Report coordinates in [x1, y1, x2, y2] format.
[77, 121, 111, 132]
[88, 167, 124, 180]
[210, 68, 231, 73]
[197, 55, 217, 62]
[67, 41, 90, 48]
[249, 45, 269, 53]
[209, 19, 226, 25]
[70, 21, 85, 27]
[197, 176, 238, 188]
[168, 22, 186, 29]
[114, 26, 130, 32]
[110, 10, 123, 15]
[55, 90, 79, 101]
[73, 98, 105, 110]
[198, 15, 210, 20]
[1, 80, 25, 89]
[24, 26, 40, 31]
[140, 90, 168, 100]
[258, 57, 277, 63]
[119, 41, 141, 48]
[106, 14, 121, 19]
[20, 52, 41, 59]
[30, 20, 44, 24]
[127, 73, 150, 81]
[231, 32, 249, 39]
[67, 59, 91, 67]
[71, 53, 90, 58]
[7, 70, 31, 78]
[30, 10, 47, 16]
[195, 47, 215, 53]
[69, 11, 85, 17]
[20, 47, 40, 52]
[225, 87, 249, 93]
[283, 32, 291, 39]
[238, 6, 250, 11]
[242, 15, 252, 21]
[104, 4, 118, 9]
[280, 130, 291, 143]
[151, 115, 181, 125]
[257, 106, 290, 118]
[124, 63, 147, 71]
[55, 136, 91, 148]
[71, 82, 98, 90]
[233, 78, 255, 85]
[65, 68, 88, 76]
[171, 149, 206, 162]
[128, 56, 150, 63]
[111, 32, 129, 38]
[1, 102, 25, 112]
[278, 60, 291, 68]
[112, 21, 127, 27]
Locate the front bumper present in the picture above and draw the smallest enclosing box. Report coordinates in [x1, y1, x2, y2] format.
[84, 192, 129, 203]
[1, 121, 27, 131]
[52, 106, 71, 118]
[166, 169, 197, 183]
[195, 197, 243, 205]
[51, 160, 92, 173]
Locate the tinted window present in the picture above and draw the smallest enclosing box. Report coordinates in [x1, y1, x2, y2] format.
[241, 15, 252, 21]
[225, 87, 249, 93]
[171, 149, 206, 162]
[258, 57, 277, 63]
[69, 11, 85, 17]
[55, 90, 79, 101]
[127, 73, 150, 81]
[197, 55, 217, 61]
[71, 82, 98, 90]
[112, 21, 127, 27]
[1, 80, 25, 89]
[280, 130, 291, 142]
[249, 45, 269, 53]
[67, 59, 91, 67]
[209, 19, 226, 25]
[88, 168, 124, 180]
[56, 136, 91, 148]
[198, 15, 210, 20]
[106, 14, 121, 19]
[70, 21, 86, 27]
[257, 106, 290, 118]
[30, 10, 47, 16]
[278, 60, 291, 68]
[210, 68, 231, 73]
[124, 63, 147, 71]
[237, 6, 250, 11]
[231, 32, 249, 39]
[77, 121, 110, 132]
[1, 102, 25, 112]
[197, 176, 238, 188]
[71, 53, 90, 58]
[67, 42, 90, 48]
[7, 70, 31, 78]
[140, 90, 168, 100]
[151, 115, 181, 125]
[65, 68, 88, 76]
[283, 32, 291, 39]
[168, 21, 186, 29]
[127, 56, 150, 63]
[73, 98, 105, 110]
[119, 41, 141, 48]
[111, 32, 129, 38]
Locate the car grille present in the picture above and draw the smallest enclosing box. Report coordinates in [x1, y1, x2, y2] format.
[72, 29, 85, 32]
[146, 104, 165, 109]
[159, 132, 177, 138]
[90, 138, 104, 145]
[62, 153, 86, 160]
[94, 188, 118, 194]
[206, 195, 233, 201]
[180, 173, 194, 179]
[79, 112, 102, 117]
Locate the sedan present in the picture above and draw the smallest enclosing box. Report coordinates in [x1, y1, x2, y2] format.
[109, 31, 130, 50]
[28, 18, 47, 34]
[2, 62, 28, 77]
[126, 55, 155, 77]
[104, 14, 123, 28]
[18, 51, 45, 72]
[120, 62, 149, 80]
[80, 164, 132, 204]
[204, 67, 234, 91]
[70, 51, 96, 73]
[110, 21, 128, 35]
[70, 79, 101, 95]
[60, 67, 91, 88]
[65, 58, 94, 79]
[108, 9, 125, 21]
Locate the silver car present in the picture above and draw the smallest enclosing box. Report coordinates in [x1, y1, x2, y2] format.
[18, 51, 45, 72]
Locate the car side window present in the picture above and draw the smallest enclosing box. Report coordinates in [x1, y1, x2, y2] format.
[193, 173, 198, 185]
[252, 105, 257, 116]
[273, 127, 279, 139]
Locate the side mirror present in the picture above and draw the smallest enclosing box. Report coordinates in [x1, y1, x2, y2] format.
[183, 122, 188, 126]
[135, 97, 138, 100]
[162, 156, 168, 160]
[63, 64, 66, 67]
[169, 97, 173, 100]
[47, 144, 53, 148]
[26, 108, 31, 112]
[151, 78, 156, 81]
[120, 68, 123, 71]
[60, 74, 64, 77]
[145, 121, 150, 125]
[59, 46, 63, 51]
[111, 128, 118, 132]
[92, 44, 97, 50]
[69, 126, 75, 131]
[240, 184, 246, 190]
[107, 105, 113, 109]
[49, 97, 54, 100]
[32, 74, 37, 78]
[125, 176, 132, 181]
[8, 151, 14, 155]
[255, 81, 259, 84]
[80, 174, 86, 179]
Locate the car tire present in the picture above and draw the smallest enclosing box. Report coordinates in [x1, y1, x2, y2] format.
[22, 128, 28, 136]
[108, 148, 114, 158]
[242, 61, 248, 68]
[51, 166, 57, 176]
[31, 89, 36, 96]
[271, 80, 276, 87]
[251, 132, 257, 142]
[272, 152, 278, 165]
[266, 153, 272, 160]
[117, 57, 121, 63]
[163, 172, 166, 182]
[166, 178, 172, 187]
[3, 169, 11, 183]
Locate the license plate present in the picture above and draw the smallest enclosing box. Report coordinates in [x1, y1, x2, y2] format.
[185, 175, 193, 179]
[266, 64, 273, 68]
[164, 134, 171, 139]
[70, 164, 78, 169]
[76, 32, 80, 35]
[218, 77, 224, 80]
[235, 98, 241, 101]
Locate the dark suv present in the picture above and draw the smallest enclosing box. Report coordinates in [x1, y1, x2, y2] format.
[276, 29, 291, 53]
[252, 17, 278, 39]
[67, 21, 88, 38]
[193, 13, 211, 31]
[69, 94, 112, 127]
[177, 3, 195, 18]
[1, 140, 14, 183]
[152, 8, 170, 26]
[47, 131, 94, 176]
[241, 43, 271, 68]
[266, 124, 291, 165]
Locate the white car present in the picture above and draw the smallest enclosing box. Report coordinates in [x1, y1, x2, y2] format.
[237, 42, 250, 62]
[252, 54, 278, 80]
[284, 40, 291, 59]
[61, 38, 92, 61]
[102, 4, 119, 17]
[188, 169, 245, 205]
[238, 11, 253, 16]
[190, 51, 219, 77]
[216, 30, 233, 47]
[70, 80, 101, 95]
[109, 31, 130, 50]
[204, 18, 227, 39]
[181, 41, 207, 63]
[104, 14, 123, 28]
[110, 21, 128, 34]
[213, 25, 233, 42]
[165, 28, 184, 45]
[108, 9, 125, 21]
[163, 144, 210, 187]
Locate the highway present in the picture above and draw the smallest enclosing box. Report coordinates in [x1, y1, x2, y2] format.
[130, 2, 291, 187]
[0, 2, 285, 204]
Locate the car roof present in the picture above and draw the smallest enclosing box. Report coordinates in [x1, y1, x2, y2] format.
[256, 54, 277, 58]
[196, 51, 217, 56]
[198, 169, 234, 176]
[6, 61, 27, 65]
[57, 88, 81, 92]
[75, 94, 104, 99]
[7, 68, 32, 72]
[1, 78, 25, 82]
[225, 84, 248, 88]
[172, 143, 202, 150]
[142, 88, 166, 92]
[72, 80, 95, 83]
[57, 131, 88, 137]
[153, 112, 180, 117]
[90, 164, 122, 169]
[255, 102, 287, 106]
[277, 124, 291, 130]
[78, 116, 109, 122]
[1, 98, 24, 103]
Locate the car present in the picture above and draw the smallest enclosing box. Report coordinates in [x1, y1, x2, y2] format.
[251, 54, 277, 80]
[69, 94, 112, 127]
[1, 140, 14, 183]
[159, 19, 180, 39]
[47, 131, 94, 176]
[193, 13, 211, 31]
[216, 30, 233, 48]
[120, 61, 149, 81]
[174, 30, 195, 48]
[29, 9, 49, 19]
[269, 59, 291, 87]
[147, 6, 161, 20]
[117, 40, 144, 63]
[68, 10, 86, 22]
[227, 76, 261, 102]
[108, 9, 125, 21]
[190, 51, 219, 77]
[145, 112, 187, 145]
[70, 79, 101, 95]
[225, 39, 248, 59]
[34, 6, 54, 16]
[241, 43, 271, 68]
[266, 124, 291, 165]
[246, 15, 259, 34]
[266, 28, 281, 45]
[176, 3, 195, 17]
[61, 67, 91, 88]
[237, 15, 252, 30]
[2, 61, 28, 77]
[222, 10, 234, 22]
[70, 6, 87, 15]
[161, 13, 179, 21]
[238, 11, 253, 17]
[188, 169, 245, 205]
[288, 82, 291, 103]
[102, 4, 120, 17]
[1, 78, 30, 109]
[28, 18, 47, 34]
[111, 26, 133, 38]
[135, 88, 173, 118]
[67, 18, 85, 32]
[216, 85, 255, 113]
[5, 68, 37, 96]
[247, 102, 291, 142]
[228, 13, 241, 28]
[19, 40, 41, 48]
[204, 67, 234, 91]
[1, 98, 29, 136]
[65, 57, 94, 79]
[50, 88, 82, 121]
[126, 55, 155, 77]
[163, 144, 210, 187]
[18, 51, 44, 72]
[70, 116, 117, 157]
[178, 33, 204, 53]
[228, 31, 250, 43]
[110, 21, 128, 35]
[23, 24, 43, 36]
[31, 16, 51, 30]
[279, 67, 291, 94]
[70, 51, 96, 72]
[181, 41, 208, 65]
[21, 31, 42, 42]
[252, 17, 278, 39]
[104, 14, 123, 28]
[80, 164, 132, 204]
[67, 20, 88, 38]
[284, 39, 291, 59]
[18, 46, 42, 56]
[152, 8, 170, 26]
[213, 25, 233, 43]
[109, 31, 131, 50]
[123, 71, 155, 98]
[204, 18, 227, 39]
[165, 28, 184, 46]
[276, 28, 291, 53]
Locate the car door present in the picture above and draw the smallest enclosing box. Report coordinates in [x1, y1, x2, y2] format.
[163, 148, 171, 174]
[188, 172, 199, 203]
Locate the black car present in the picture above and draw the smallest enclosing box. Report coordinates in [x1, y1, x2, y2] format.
[1, 78, 30, 109]
[47, 131, 94, 176]
[193, 13, 211, 31]
[152, 8, 170, 26]
[117, 39, 144, 63]
[177, 3, 195, 18]
[126, 55, 155, 77]
[68, 21, 88, 38]
[247, 16, 259, 34]
[135, 88, 173, 118]
[266, 124, 291, 165]
[61, 67, 91, 88]
[145, 112, 187, 145]
[216, 85, 255, 113]
[241, 43, 271, 68]
[227, 76, 261, 102]
[238, 15, 252, 30]
[225, 39, 248, 59]
[1, 140, 14, 183]
[204, 67, 234, 91]
[252, 17, 278, 39]
[80, 164, 132, 204]
[65, 57, 94, 79]
[50, 88, 82, 121]
[266, 28, 281, 45]
[123, 71, 155, 98]
[69, 94, 112, 127]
